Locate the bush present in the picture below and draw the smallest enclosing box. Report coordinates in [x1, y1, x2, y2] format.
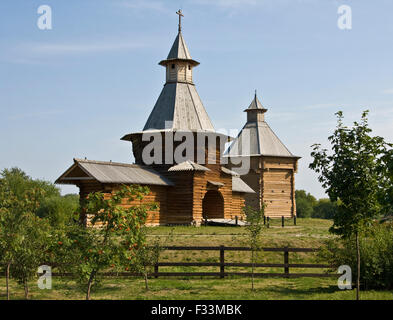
[320, 223, 393, 290]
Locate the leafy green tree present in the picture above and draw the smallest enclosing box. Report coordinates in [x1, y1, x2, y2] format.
[11, 214, 51, 299]
[244, 205, 265, 290]
[0, 167, 59, 200]
[0, 186, 48, 299]
[72, 185, 157, 300]
[310, 110, 389, 300]
[295, 190, 316, 218]
[0, 167, 52, 300]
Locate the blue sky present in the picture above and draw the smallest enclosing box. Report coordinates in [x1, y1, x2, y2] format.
[1, 0, 392, 198]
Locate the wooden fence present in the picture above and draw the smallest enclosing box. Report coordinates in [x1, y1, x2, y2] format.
[47, 246, 336, 279]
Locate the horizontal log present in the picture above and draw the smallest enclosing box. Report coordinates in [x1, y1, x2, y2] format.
[159, 246, 319, 252]
[157, 262, 330, 268]
[42, 272, 335, 278]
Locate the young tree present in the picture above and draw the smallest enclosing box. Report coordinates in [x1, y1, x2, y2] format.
[128, 236, 161, 291]
[244, 205, 265, 291]
[0, 168, 48, 300]
[73, 185, 157, 300]
[11, 214, 51, 299]
[0, 189, 18, 300]
[309, 110, 389, 300]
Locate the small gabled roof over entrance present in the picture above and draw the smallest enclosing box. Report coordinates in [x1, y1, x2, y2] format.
[168, 160, 210, 172]
[56, 158, 174, 186]
[232, 177, 255, 194]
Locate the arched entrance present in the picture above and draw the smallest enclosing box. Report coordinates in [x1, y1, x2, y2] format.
[202, 190, 224, 219]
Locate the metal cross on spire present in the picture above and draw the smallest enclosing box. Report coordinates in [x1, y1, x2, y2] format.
[176, 9, 184, 32]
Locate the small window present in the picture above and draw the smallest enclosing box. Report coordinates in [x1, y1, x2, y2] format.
[188, 65, 191, 70]
[171, 64, 175, 69]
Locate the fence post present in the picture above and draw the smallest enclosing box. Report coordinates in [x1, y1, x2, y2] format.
[282, 216, 284, 228]
[220, 245, 225, 279]
[284, 247, 289, 277]
[267, 216, 270, 228]
[294, 216, 297, 226]
[235, 215, 238, 226]
[154, 263, 159, 278]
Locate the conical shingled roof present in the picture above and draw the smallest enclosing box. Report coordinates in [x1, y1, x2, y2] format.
[143, 81, 215, 131]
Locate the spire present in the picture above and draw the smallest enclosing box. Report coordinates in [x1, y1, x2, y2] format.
[131, 11, 214, 132]
[176, 9, 184, 32]
[245, 90, 267, 112]
[159, 10, 199, 67]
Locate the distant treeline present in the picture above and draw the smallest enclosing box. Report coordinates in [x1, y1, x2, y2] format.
[0, 167, 79, 227]
[295, 190, 337, 219]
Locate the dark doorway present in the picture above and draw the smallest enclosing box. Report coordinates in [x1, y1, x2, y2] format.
[202, 190, 224, 219]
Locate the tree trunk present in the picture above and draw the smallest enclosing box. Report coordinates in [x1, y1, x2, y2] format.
[24, 280, 29, 300]
[144, 270, 149, 291]
[251, 250, 255, 291]
[6, 262, 10, 300]
[86, 270, 96, 300]
[356, 231, 360, 301]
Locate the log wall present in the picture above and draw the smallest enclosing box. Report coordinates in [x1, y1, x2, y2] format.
[78, 181, 167, 226]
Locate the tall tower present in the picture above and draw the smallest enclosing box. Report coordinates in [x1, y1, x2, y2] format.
[122, 10, 227, 168]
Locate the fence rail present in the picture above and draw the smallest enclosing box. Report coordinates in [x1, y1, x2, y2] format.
[44, 246, 336, 279]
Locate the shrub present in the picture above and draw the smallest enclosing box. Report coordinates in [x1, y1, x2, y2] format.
[320, 223, 393, 290]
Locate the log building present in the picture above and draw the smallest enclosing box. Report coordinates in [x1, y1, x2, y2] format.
[56, 11, 299, 224]
[56, 11, 255, 226]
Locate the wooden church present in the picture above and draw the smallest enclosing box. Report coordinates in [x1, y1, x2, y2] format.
[56, 11, 299, 225]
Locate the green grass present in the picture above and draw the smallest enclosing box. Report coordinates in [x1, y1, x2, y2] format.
[1, 219, 392, 300]
[2, 277, 393, 300]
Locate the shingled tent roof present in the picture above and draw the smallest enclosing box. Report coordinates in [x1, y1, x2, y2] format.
[141, 81, 215, 131]
[226, 94, 299, 158]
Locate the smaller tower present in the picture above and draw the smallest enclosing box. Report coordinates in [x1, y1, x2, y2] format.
[226, 92, 301, 218]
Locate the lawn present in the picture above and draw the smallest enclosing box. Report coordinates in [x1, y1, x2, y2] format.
[1, 218, 392, 300]
[3, 277, 393, 300]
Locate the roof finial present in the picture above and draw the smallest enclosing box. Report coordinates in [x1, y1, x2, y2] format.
[176, 9, 184, 32]
[255, 89, 257, 98]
